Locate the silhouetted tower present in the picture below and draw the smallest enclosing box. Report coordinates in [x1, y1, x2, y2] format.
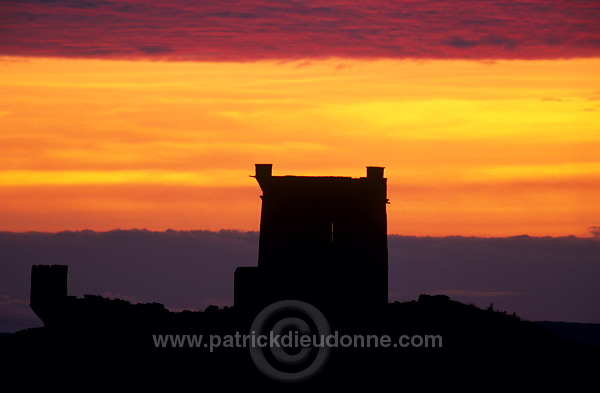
[235, 164, 388, 311]
[30, 264, 68, 327]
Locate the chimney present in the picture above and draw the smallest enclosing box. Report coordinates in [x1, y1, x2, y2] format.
[366, 166, 384, 179]
[255, 164, 273, 178]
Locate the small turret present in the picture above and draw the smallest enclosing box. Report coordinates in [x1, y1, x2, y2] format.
[30, 264, 68, 327]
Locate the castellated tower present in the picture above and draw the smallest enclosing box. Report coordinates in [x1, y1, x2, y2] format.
[235, 164, 388, 311]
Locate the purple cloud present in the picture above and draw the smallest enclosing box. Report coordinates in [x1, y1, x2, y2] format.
[1, 0, 599, 60]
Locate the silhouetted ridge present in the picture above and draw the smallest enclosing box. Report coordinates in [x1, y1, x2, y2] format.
[2, 295, 597, 389]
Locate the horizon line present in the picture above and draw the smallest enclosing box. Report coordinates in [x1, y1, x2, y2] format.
[1, 228, 598, 240]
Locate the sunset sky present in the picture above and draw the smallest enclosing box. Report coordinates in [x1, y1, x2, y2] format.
[1, 0, 599, 237]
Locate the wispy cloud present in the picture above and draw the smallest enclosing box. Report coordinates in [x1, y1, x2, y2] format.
[0, 57, 598, 235]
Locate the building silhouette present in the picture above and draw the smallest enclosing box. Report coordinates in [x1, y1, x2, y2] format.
[29, 164, 389, 327]
[234, 164, 388, 311]
[17, 165, 600, 389]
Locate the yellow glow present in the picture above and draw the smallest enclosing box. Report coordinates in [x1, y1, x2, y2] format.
[0, 56, 599, 236]
[0, 170, 249, 186]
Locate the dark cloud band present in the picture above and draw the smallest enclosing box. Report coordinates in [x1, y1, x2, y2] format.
[1, 0, 599, 60]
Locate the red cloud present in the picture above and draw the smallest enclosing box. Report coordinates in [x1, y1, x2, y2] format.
[1, 0, 599, 60]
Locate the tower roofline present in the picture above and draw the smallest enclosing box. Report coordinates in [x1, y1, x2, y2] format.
[253, 164, 385, 179]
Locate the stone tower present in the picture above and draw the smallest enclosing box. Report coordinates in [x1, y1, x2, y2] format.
[235, 164, 388, 311]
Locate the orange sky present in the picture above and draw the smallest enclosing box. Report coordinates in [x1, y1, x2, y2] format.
[0, 56, 599, 236]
